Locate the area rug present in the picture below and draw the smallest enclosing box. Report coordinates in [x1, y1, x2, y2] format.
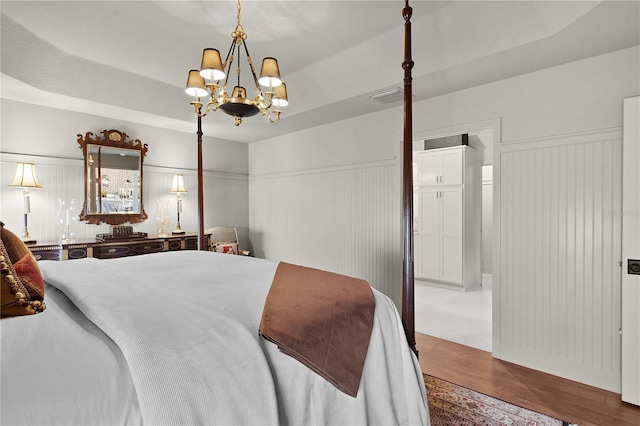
[424, 374, 568, 425]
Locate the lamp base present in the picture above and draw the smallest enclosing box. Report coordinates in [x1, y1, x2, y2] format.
[172, 221, 185, 234]
[20, 225, 36, 244]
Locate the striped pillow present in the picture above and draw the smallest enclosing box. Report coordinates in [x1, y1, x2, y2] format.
[212, 241, 238, 255]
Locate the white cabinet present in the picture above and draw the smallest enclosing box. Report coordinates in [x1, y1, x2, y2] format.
[417, 187, 463, 283]
[413, 146, 480, 290]
[415, 148, 463, 186]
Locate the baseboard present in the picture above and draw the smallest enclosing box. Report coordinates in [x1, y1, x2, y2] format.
[499, 343, 621, 393]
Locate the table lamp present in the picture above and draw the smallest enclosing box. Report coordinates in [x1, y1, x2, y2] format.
[169, 174, 188, 234]
[9, 162, 43, 244]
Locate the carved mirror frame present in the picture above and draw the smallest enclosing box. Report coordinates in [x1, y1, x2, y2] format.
[78, 129, 149, 225]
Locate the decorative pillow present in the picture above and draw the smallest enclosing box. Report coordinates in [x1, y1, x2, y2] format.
[1, 223, 31, 263]
[212, 241, 239, 255]
[1, 223, 46, 318]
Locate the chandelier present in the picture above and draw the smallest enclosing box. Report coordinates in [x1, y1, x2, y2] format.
[185, 0, 288, 126]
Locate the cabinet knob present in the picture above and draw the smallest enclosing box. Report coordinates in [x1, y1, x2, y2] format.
[108, 248, 117, 253]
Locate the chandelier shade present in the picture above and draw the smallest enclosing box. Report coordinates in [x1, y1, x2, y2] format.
[272, 83, 288, 107]
[199, 48, 226, 81]
[185, 0, 288, 126]
[185, 70, 208, 98]
[258, 57, 282, 88]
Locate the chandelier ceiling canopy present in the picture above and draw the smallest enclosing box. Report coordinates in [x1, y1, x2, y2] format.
[185, 0, 288, 126]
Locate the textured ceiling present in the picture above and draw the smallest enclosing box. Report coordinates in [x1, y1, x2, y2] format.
[1, 1, 639, 143]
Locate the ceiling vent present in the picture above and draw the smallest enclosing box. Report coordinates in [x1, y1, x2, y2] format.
[369, 87, 405, 104]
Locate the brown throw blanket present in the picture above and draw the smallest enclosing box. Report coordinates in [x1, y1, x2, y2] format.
[258, 262, 375, 397]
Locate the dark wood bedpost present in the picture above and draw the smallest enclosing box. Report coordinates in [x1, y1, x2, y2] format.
[402, 0, 417, 356]
[197, 112, 205, 250]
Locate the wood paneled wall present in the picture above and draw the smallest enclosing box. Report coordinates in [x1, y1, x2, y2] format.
[497, 129, 623, 392]
[0, 153, 249, 246]
[249, 158, 402, 306]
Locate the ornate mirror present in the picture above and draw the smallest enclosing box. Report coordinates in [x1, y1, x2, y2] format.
[78, 129, 148, 225]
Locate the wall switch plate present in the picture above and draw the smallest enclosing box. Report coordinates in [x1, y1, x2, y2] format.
[628, 259, 640, 275]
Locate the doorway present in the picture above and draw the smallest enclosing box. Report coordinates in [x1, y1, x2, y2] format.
[412, 119, 500, 353]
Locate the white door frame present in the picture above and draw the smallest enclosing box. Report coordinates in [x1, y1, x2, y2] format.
[622, 96, 640, 405]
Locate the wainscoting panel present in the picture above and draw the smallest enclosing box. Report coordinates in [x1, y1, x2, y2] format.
[498, 129, 622, 391]
[0, 155, 96, 241]
[143, 168, 249, 247]
[249, 159, 401, 305]
[1, 153, 249, 246]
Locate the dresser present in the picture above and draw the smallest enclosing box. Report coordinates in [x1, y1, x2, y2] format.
[28, 233, 210, 261]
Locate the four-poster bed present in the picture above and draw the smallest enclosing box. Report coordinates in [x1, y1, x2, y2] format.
[1, 2, 427, 425]
[401, 0, 417, 354]
[192, 0, 418, 355]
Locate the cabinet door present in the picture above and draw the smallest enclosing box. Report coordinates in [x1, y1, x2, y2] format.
[416, 187, 463, 283]
[417, 152, 441, 186]
[417, 188, 440, 280]
[441, 149, 463, 186]
[440, 187, 463, 283]
[416, 147, 464, 186]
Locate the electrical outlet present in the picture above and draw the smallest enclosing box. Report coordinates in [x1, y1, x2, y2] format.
[628, 259, 640, 275]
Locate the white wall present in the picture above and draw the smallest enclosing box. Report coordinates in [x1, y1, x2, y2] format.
[249, 111, 402, 175]
[0, 99, 248, 173]
[499, 129, 623, 392]
[0, 99, 250, 248]
[411, 47, 638, 143]
[249, 46, 640, 390]
[248, 111, 403, 303]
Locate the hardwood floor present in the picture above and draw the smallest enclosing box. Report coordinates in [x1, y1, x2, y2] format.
[416, 333, 640, 426]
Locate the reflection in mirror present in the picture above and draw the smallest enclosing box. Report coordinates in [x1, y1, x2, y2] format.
[86, 145, 140, 214]
[78, 129, 148, 225]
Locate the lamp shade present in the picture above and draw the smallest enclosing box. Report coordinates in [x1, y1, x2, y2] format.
[272, 82, 288, 107]
[169, 174, 188, 193]
[258, 57, 282, 88]
[185, 70, 208, 98]
[9, 163, 43, 189]
[199, 48, 226, 81]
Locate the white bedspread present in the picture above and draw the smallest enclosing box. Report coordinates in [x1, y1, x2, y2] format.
[16, 251, 428, 425]
[1, 283, 142, 425]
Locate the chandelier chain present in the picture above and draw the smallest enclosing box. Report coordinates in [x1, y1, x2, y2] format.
[233, 0, 246, 41]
